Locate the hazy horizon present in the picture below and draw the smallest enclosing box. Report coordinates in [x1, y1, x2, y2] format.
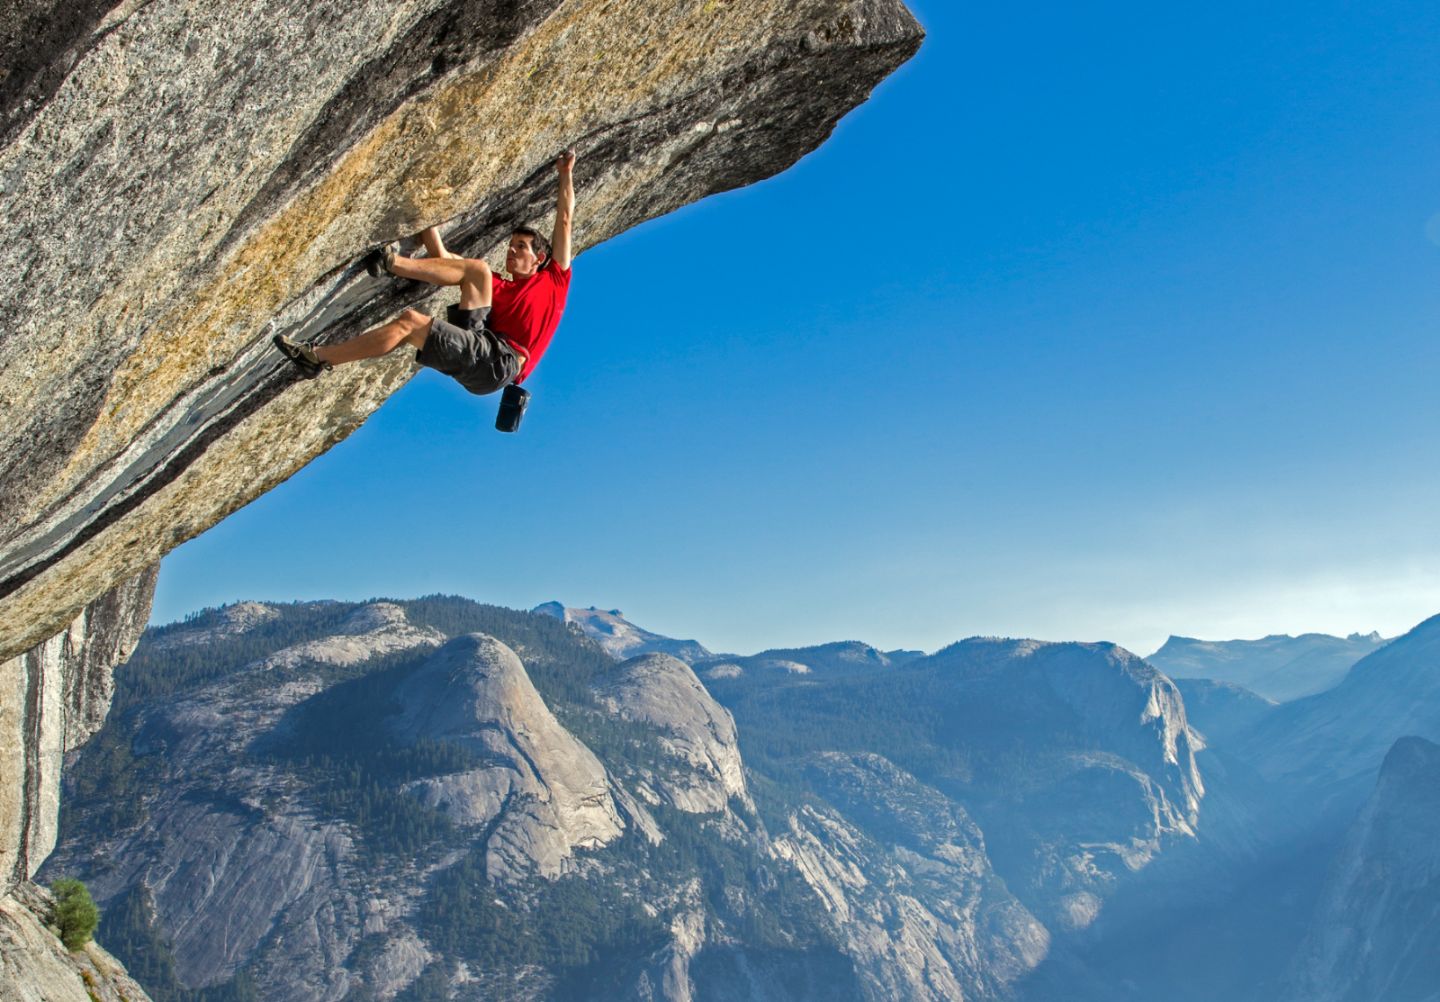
[148, 578, 1429, 662]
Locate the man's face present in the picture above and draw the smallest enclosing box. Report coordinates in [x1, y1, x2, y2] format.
[506, 234, 543, 278]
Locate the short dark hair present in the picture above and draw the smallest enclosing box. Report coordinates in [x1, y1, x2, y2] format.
[512, 227, 550, 263]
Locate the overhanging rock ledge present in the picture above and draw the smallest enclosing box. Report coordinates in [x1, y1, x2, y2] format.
[0, 0, 923, 664]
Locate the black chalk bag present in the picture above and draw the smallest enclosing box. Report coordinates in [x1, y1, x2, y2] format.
[495, 383, 531, 433]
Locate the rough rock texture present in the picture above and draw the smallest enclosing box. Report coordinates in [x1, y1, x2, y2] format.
[96, 798, 358, 994]
[0, 566, 157, 892]
[392, 633, 624, 879]
[0, 0, 922, 664]
[774, 754, 1049, 1001]
[630, 883, 708, 1002]
[591, 652, 746, 813]
[364, 928, 433, 1001]
[0, 881, 152, 1002]
[1282, 736, 1440, 1002]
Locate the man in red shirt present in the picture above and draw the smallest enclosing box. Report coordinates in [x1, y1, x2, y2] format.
[275, 150, 574, 396]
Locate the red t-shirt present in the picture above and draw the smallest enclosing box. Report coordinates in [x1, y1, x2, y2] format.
[490, 260, 571, 384]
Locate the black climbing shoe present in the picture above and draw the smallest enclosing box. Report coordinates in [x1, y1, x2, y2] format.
[364, 241, 399, 279]
[272, 333, 332, 379]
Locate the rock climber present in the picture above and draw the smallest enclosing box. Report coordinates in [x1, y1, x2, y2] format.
[274, 150, 575, 404]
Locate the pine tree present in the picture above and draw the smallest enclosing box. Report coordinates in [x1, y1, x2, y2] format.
[50, 877, 99, 951]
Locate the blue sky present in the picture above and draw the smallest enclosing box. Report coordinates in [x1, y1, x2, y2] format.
[154, 0, 1440, 656]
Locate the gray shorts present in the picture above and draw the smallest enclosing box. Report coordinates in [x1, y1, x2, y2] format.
[415, 306, 520, 396]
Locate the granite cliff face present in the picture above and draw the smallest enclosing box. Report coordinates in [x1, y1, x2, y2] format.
[45, 602, 445, 996]
[0, 0, 922, 667]
[590, 653, 745, 813]
[43, 602, 637, 997]
[391, 633, 626, 880]
[0, 566, 157, 1001]
[43, 601, 796, 999]
[773, 753, 1050, 1002]
[0, 567, 157, 889]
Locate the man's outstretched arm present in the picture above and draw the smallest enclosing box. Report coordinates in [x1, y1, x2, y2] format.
[550, 150, 575, 271]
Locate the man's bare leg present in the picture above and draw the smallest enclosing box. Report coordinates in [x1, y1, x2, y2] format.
[390, 227, 493, 309]
[419, 225, 458, 260]
[313, 308, 432, 366]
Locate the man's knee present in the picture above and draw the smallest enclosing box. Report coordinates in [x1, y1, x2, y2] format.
[457, 259, 493, 310]
[399, 309, 432, 349]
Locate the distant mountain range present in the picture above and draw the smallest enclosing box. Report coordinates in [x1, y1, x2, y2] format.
[537, 605, 1388, 707]
[1147, 631, 1389, 702]
[41, 600, 1440, 1002]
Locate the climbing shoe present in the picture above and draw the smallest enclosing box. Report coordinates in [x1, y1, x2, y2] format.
[364, 241, 399, 279]
[272, 333, 332, 379]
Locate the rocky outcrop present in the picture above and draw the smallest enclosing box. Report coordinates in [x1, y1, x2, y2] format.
[145, 600, 280, 651]
[1282, 736, 1440, 1002]
[0, 881, 153, 1002]
[392, 633, 624, 879]
[0, 566, 157, 892]
[630, 883, 708, 1002]
[591, 652, 746, 813]
[0, 0, 922, 666]
[534, 602, 712, 663]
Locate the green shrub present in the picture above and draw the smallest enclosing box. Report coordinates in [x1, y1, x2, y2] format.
[50, 877, 100, 951]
